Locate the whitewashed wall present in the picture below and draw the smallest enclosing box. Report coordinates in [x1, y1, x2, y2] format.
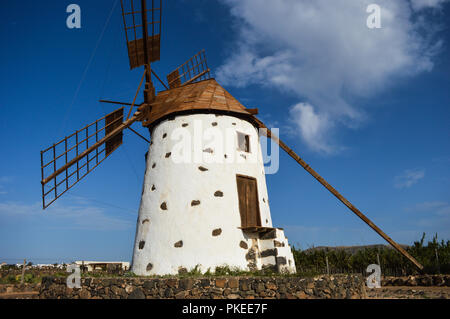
[131, 113, 280, 275]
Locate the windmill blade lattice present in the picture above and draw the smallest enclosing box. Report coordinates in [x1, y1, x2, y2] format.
[120, 0, 162, 70]
[40, 107, 125, 209]
[166, 49, 211, 89]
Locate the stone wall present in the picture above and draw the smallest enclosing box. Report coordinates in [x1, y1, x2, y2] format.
[39, 275, 366, 299]
[382, 275, 450, 287]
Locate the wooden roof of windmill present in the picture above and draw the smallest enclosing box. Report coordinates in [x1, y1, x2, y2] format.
[141, 78, 257, 127]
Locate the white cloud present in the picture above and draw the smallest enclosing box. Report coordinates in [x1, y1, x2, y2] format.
[410, 0, 450, 11]
[0, 201, 133, 231]
[394, 168, 425, 188]
[406, 201, 450, 216]
[217, 0, 445, 153]
[289, 103, 335, 154]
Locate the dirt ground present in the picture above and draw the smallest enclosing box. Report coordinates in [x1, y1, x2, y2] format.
[366, 286, 449, 299]
[0, 291, 39, 299]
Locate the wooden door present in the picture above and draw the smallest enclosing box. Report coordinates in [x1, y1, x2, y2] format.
[236, 175, 261, 228]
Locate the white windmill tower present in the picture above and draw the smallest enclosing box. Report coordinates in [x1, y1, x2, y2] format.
[39, 0, 424, 276]
[131, 67, 296, 275]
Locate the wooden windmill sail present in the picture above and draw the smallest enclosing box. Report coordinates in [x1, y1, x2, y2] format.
[40, 0, 424, 272]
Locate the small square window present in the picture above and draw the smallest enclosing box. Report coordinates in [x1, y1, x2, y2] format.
[237, 132, 250, 153]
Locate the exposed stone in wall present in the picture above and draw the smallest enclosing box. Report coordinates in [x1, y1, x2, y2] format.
[139, 241, 145, 249]
[174, 241, 183, 248]
[214, 191, 223, 197]
[191, 200, 200, 206]
[260, 229, 277, 240]
[261, 249, 277, 258]
[38, 275, 366, 299]
[198, 166, 208, 172]
[239, 241, 248, 249]
[212, 228, 222, 236]
[178, 267, 188, 275]
[160, 202, 167, 210]
[276, 257, 287, 266]
[382, 275, 450, 287]
[274, 240, 284, 247]
[246, 247, 259, 272]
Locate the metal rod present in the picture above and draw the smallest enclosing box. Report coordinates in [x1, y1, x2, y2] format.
[151, 69, 169, 90]
[99, 99, 134, 106]
[128, 126, 151, 143]
[255, 117, 424, 271]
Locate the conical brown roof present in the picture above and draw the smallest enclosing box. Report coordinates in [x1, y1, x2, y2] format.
[142, 79, 254, 127]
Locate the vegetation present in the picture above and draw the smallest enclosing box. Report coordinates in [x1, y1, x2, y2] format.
[292, 233, 449, 276]
[1, 234, 447, 284]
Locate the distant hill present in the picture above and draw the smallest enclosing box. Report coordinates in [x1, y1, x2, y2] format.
[304, 244, 409, 255]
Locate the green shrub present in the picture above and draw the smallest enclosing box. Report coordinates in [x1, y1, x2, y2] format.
[292, 233, 449, 275]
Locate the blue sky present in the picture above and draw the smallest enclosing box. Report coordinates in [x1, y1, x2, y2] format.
[0, 0, 449, 265]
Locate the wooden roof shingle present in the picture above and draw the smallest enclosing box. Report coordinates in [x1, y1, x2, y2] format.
[142, 79, 253, 127]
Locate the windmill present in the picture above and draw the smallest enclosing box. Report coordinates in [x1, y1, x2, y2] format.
[40, 0, 423, 275]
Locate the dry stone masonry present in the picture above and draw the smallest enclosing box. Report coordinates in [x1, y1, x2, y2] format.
[38, 275, 366, 299]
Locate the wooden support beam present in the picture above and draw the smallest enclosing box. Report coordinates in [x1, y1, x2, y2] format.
[254, 116, 424, 271]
